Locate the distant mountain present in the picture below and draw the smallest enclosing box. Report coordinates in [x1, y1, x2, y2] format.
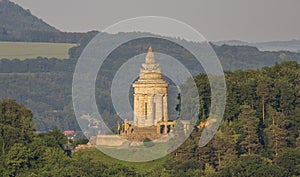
[254, 40, 300, 53]
[0, 0, 59, 34]
[214, 40, 300, 53]
[0, 0, 91, 43]
[213, 40, 249, 46]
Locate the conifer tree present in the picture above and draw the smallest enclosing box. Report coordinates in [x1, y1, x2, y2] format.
[238, 105, 260, 155]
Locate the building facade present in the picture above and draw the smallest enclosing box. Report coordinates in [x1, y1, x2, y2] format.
[132, 47, 169, 127]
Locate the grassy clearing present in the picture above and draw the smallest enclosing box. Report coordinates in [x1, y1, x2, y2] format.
[0, 41, 77, 60]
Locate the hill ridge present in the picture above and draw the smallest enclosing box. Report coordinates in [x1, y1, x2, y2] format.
[0, 0, 59, 40]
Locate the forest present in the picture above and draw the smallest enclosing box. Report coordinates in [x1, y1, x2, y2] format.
[1, 61, 300, 176]
[1, 1, 299, 176]
[173, 61, 300, 176]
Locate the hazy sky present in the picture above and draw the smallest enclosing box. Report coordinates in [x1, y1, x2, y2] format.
[10, 0, 300, 42]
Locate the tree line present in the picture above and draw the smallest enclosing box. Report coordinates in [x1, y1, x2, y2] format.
[0, 98, 142, 176]
[1, 61, 300, 176]
[167, 61, 300, 176]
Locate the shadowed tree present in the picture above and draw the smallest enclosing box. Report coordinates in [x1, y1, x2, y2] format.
[0, 99, 35, 175]
[256, 77, 269, 123]
[264, 106, 288, 158]
[213, 123, 237, 169]
[217, 155, 284, 177]
[238, 105, 260, 155]
[0, 99, 35, 157]
[276, 148, 300, 176]
[38, 128, 68, 150]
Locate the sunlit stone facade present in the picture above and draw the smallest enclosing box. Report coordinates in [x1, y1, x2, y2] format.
[132, 47, 168, 127]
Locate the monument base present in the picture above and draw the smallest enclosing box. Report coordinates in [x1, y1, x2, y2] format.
[120, 126, 162, 142]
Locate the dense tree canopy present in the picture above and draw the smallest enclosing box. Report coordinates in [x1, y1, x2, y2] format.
[1, 57, 300, 176]
[0, 99, 35, 156]
[166, 61, 300, 176]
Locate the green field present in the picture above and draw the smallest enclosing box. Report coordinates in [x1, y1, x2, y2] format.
[0, 41, 77, 60]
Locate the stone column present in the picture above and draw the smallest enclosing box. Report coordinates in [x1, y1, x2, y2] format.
[163, 94, 168, 122]
[149, 95, 155, 125]
[140, 95, 145, 127]
[155, 94, 163, 124]
[145, 94, 153, 126]
[133, 94, 138, 126]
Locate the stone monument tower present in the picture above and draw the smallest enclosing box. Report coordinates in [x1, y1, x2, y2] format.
[132, 47, 169, 127]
